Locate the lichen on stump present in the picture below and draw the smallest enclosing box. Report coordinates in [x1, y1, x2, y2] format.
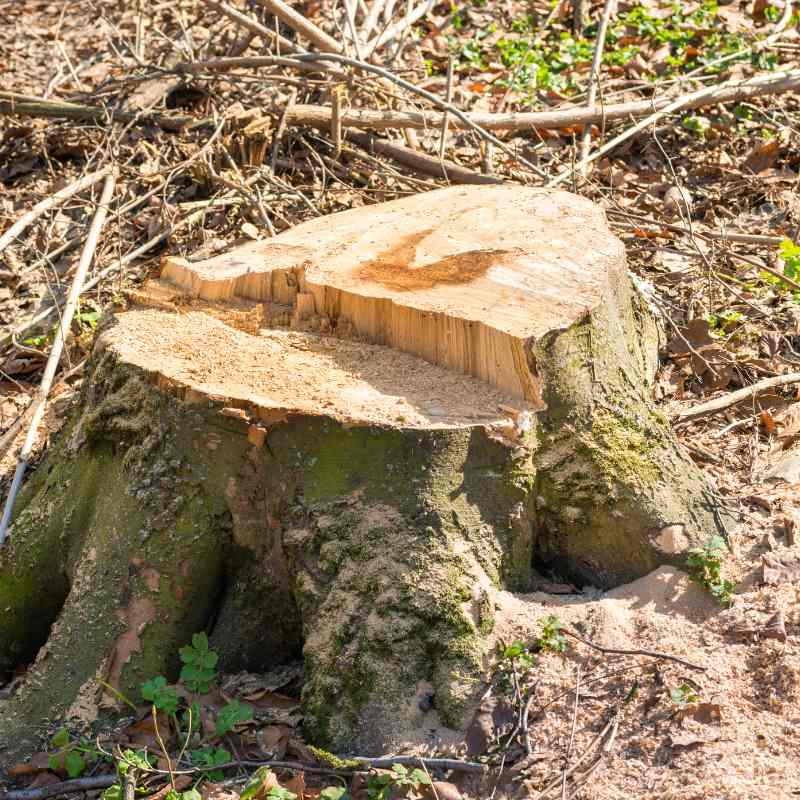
[0, 186, 727, 762]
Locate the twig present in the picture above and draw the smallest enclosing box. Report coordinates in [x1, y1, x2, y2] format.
[561, 665, 582, 799]
[438, 56, 454, 161]
[365, 0, 434, 55]
[346, 131, 501, 184]
[3, 776, 119, 800]
[271, 90, 297, 173]
[549, 68, 800, 186]
[0, 173, 116, 545]
[331, 84, 345, 158]
[579, 0, 616, 176]
[355, 756, 487, 773]
[561, 628, 706, 671]
[0, 168, 110, 256]
[673, 371, 800, 422]
[250, 67, 800, 132]
[250, 0, 344, 53]
[0, 92, 193, 132]
[203, 0, 305, 54]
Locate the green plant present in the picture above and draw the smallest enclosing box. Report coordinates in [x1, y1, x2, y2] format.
[367, 764, 431, 800]
[190, 747, 231, 782]
[537, 615, 567, 654]
[47, 729, 108, 778]
[141, 676, 179, 714]
[214, 699, 253, 736]
[669, 682, 700, 707]
[179, 632, 218, 693]
[319, 788, 350, 800]
[502, 640, 533, 668]
[686, 535, 735, 605]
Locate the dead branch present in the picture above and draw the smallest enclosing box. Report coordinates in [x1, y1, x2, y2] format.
[2, 776, 119, 800]
[0, 167, 111, 256]
[365, 0, 435, 55]
[579, 0, 617, 174]
[253, 67, 800, 132]
[0, 91, 193, 131]
[674, 371, 800, 422]
[249, 0, 344, 53]
[0, 173, 116, 544]
[562, 628, 707, 671]
[549, 67, 800, 185]
[346, 131, 502, 184]
[204, 0, 305, 54]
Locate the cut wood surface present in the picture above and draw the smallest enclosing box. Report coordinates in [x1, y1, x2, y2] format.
[157, 185, 624, 404]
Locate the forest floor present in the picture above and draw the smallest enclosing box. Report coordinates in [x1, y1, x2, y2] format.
[1, 0, 800, 797]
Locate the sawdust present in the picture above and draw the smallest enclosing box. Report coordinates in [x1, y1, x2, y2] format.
[107, 307, 521, 429]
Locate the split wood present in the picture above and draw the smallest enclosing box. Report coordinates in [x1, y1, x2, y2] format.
[0, 173, 117, 545]
[673, 371, 800, 422]
[0, 167, 111, 256]
[562, 628, 706, 671]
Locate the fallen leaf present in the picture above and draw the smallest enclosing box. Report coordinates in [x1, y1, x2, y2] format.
[669, 729, 720, 748]
[761, 552, 800, 584]
[744, 139, 781, 174]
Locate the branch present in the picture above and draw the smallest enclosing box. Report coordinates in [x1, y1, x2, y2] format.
[549, 67, 800, 186]
[203, 0, 305, 54]
[0, 92, 193, 131]
[346, 131, 502, 184]
[562, 628, 707, 671]
[579, 0, 617, 174]
[238, 67, 800, 133]
[249, 0, 343, 53]
[0, 167, 111, 255]
[1, 777, 118, 800]
[673, 371, 800, 423]
[0, 173, 117, 544]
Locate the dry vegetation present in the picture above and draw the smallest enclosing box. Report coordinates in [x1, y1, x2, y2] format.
[1, 0, 800, 797]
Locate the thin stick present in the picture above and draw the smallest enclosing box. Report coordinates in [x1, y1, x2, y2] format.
[438, 56, 454, 161]
[0, 168, 110, 256]
[549, 68, 800, 186]
[250, 0, 344, 53]
[343, 0, 366, 61]
[579, 0, 616, 176]
[203, 0, 305, 54]
[561, 665, 582, 799]
[674, 371, 800, 422]
[4, 776, 119, 800]
[362, 0, 388, 41]
[0, 92, 193, 132]
[331, 84, 344, 158]
[346, 131, 501, 184]
[0, 173, 116, 545]
[562, 628, 706, 671]
[365, 0, 434, 55]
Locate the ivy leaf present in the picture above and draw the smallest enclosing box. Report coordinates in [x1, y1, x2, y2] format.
[65, 750, 87, 778]
[50, 728, 70, 749]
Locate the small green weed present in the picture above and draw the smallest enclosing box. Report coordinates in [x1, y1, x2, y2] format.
[47, 728, 109, 778]
[686, 535, 735, 606]
[140, 675, 179, 714]
[537, 615, 567, 654]
[179, 631, 219, 693]
[189, 747, 231, 782]
[367, 764, 431, 800]
[215, 699, 253, 736]
[669, 682, 700, 707]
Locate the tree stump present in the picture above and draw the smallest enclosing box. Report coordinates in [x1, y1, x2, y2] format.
[0, 186, 727, 761]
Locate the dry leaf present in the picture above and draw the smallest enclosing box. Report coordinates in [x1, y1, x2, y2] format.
[744, 139, 781, 174]
[761, 551, 800, 584]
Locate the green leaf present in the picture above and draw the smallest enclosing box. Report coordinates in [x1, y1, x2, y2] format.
[181, 789, 202, 800]
[102, 786, 123, 800]
[409, 768, 431, 785]
[319, 789, 349, 800]
[141, 676, 179, 714]
[241, 766, 275, 800]
[266, 789, 296, 800]
[50, 728, 70, 749]
[215, 700, 253, 736]
[48, 755, 61, 771]
[65, 750, 87, 778]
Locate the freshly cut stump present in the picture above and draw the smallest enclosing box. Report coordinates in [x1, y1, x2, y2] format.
[0, 186, 728, 761]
